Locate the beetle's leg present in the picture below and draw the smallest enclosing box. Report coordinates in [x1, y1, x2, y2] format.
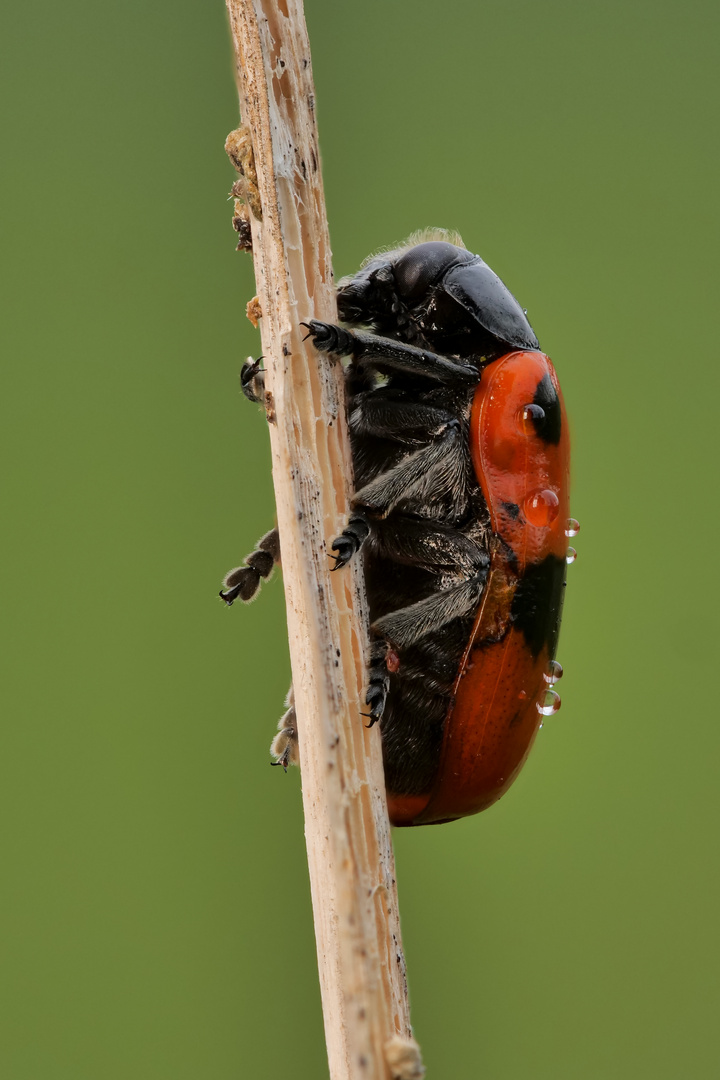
[333, 507, 484, 574]
[240, 356, 265, 403]
[303, 321, 478, 384]
[220, 527, 280, 605]
[370, 516, 489, 576]
[329, 423, 468, 568]
[363, 564, 488, 725]
[362, 637, 392, 727]
[372, 570, 488, 650]
[349, 392, 456, 443]
[270, 687, 298, 770]
[329, 513, 371, 570]
[353, 419, 466, 516]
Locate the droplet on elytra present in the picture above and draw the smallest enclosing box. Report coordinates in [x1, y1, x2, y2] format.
[566, 546, 577, 565]
[537, 688, 561, 716]
[517, 403, 545, 435]
[544, 660, 563, 684]
[565, 518, 580, 537]
[524, 489, 560, 527]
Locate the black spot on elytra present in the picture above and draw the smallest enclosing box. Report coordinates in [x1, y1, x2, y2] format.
[502, 501, 520, 519]
[532, 373, 561, 444]
[511, 555, 566, 657]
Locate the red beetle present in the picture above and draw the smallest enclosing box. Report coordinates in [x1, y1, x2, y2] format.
[223, 231, 574, 827]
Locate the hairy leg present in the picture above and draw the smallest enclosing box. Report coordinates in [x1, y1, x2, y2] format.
[353, 420, 466, 515]
[370, 516, 488, 575]
[361, 566, 487, 725]
[349, 391, 456, 443]
[270, 687, 298, 770]
[372, 570, 488, 650]
[220, 527, 280, 605]
[330, 420, 470, 568]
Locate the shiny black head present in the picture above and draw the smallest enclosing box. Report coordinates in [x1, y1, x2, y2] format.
[337, 232, 539, 360]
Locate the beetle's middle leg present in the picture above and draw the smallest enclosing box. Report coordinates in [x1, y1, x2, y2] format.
[330, 422, 468, 568]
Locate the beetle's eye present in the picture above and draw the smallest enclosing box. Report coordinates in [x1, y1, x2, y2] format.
[393, 242, 465, 300]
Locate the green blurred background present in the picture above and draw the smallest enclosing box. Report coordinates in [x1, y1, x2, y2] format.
[2, 0, 719, 1076]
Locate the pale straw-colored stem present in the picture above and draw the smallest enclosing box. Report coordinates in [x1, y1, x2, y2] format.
[224, 3, 424, 1078]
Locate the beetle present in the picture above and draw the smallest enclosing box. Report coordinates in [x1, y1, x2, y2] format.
[222, 229, 572, 826]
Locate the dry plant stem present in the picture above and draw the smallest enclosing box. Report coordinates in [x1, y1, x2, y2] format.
[224, 2, 423, 1079]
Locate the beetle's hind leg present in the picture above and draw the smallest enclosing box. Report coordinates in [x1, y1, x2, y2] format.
[361, 527, 489, 725]
[362, 574, 487, 727]
[373, 569, 488, 650]
[220, 527, 280, 605]
[362, 637, 392, 727]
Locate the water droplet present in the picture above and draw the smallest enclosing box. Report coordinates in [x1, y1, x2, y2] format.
[517, 403, 545, 435]
[566, 546, 577, 565]
[524, 488, 560, 527]
[565, 518, 580, 537]
[538, 722, 544, 730]
[518, 689, 528, 701]
[544, 660, 563, 683]
[537, 689, 561, 716]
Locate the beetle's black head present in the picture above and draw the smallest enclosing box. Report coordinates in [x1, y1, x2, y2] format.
[337, 236, 471, 344]
[337, 232, 539, 359]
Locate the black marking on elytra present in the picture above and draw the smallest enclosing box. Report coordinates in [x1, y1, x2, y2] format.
[511, 555, 566, 657]
[502, 501, 521, 520]
[532, 373, 561, 445]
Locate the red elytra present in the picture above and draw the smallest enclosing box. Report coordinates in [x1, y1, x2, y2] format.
[387, 351, 570, 826]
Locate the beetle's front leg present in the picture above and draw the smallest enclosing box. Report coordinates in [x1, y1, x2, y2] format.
[303, 320, 478, 384]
